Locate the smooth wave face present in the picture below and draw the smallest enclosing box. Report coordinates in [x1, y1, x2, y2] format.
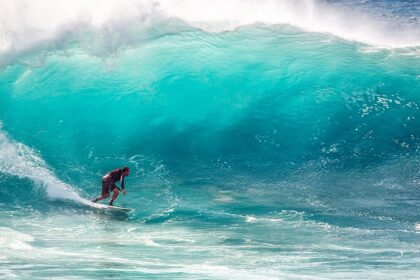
[0, 1, 420, 279]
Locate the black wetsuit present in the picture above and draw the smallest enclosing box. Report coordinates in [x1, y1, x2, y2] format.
[101, 168, 125, 195]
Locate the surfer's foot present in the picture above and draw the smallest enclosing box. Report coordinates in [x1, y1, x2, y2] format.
[91, 198, 98, 203]
[108, 200, 114, 206]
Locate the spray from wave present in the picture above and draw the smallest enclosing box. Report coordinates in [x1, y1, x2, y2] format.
[0, 0, 419, 66]
[0, 127, 85, 203]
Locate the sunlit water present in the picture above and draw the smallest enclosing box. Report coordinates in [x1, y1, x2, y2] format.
[0, 0, 419, 279]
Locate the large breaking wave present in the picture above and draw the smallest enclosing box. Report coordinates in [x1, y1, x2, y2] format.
[1, 0, 419, 67]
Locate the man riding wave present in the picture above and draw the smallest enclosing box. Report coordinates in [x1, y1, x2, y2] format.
[92, 167, 130, 206]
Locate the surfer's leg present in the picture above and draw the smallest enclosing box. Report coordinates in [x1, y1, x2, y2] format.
[92, 178, 111, 203]
[92, 193, 109, 203]
[109, 188, 119, 206]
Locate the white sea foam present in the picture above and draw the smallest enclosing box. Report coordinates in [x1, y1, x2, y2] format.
[0, 129, 85, 203]
[0, 227, 34, 251]
[0, 0, 418, 65]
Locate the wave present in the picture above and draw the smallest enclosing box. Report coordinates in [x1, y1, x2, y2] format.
[0, 25, 418, 171]
[0, 2, 418, 216]
[0, 0, 419, 66]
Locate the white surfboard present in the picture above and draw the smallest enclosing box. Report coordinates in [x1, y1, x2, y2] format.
[104, 205, 133, 212]
[88, 201, 133, 213]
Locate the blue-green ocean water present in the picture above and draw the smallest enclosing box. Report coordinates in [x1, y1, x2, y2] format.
[0, 0, 420, 279]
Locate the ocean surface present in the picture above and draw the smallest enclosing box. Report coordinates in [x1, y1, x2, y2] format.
[0, 0, 419, 279]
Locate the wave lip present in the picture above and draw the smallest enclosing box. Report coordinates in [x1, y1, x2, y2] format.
[159, 0, 420, 47]
[0, 0, 419, 66]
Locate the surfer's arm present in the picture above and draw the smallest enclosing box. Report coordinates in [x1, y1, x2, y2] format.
[120, 175, 127, 194]
[113, 185, 125, 194]
[111, 183, 122, 191]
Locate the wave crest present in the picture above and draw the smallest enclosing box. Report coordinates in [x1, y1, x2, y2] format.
[1, 0, 419, 66]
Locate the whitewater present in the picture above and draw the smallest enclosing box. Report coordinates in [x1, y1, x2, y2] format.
[0, 0, 419, 279]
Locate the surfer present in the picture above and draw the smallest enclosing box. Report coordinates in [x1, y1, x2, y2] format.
[92, 167, 130, 206]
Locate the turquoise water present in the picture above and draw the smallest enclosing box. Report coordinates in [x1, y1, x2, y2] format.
[1, 0, 420, 279]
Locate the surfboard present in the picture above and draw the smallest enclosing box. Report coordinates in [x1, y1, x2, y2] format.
[88, 201, 133, 213]
[104, 205, 133, 212]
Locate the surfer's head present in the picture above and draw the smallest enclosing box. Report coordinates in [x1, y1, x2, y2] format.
[122, 166, 130, 176]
